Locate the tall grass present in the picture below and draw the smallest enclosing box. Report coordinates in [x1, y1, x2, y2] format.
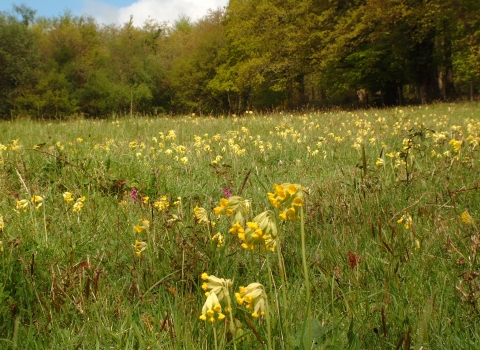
[0, 103, 480, 349]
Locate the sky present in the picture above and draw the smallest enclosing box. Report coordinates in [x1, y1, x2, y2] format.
[0, 0, 229, 26]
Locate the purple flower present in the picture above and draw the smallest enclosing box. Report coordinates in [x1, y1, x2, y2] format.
[130, 188, 138, 203]
[222, 186, 232, 198]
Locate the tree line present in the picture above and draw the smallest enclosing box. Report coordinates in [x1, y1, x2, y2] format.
[1, 0, 479, 118]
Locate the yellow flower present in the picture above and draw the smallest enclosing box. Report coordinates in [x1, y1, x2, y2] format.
[242, 211, 278, 252]
[449, 139, 462, 153]
[16, 199, 29, 212]
[199, 291, 225, 323]
[214, 196, 250, 224]
[461, 210, 473, 225]
[201, 273, 233, 301]
[211, 233, 224, 247]
[133, 218, 150, 233]
[268, 183, 304, 220]
[228, 222, 245, 240]
[133, 240, 147, 256]
[63, 192, 74, 203]
[0, 215, 3, 230]
[235, 282, 267, 318]
[154, 196, 170, 211]
[31, 195, 44, 210]
[194, 206, 210, 225]
[72, 196, 85, 213]
[375, 158, 385, 167]
[397, 213, 412, 229]
[0, 240, 3, 252]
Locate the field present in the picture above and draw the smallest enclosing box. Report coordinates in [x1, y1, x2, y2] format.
[1, 103, 480, 349]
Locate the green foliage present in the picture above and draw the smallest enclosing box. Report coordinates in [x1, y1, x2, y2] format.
[1, 2, 480, 117]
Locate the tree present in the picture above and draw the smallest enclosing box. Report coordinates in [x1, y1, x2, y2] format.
[0, 9, 40, 117]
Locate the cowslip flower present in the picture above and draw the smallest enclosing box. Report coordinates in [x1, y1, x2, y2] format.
[154, 196, 169, 211]
[194, 206, 211, 226]
[201, 273, 233, 302]
[397, 213, 413, 229]
[241, 211, 277, 252]
[375, 158, 385, 167]
[449, 139, 462, 153]
[133, 240, 147, 256]
[214, 196, 250, 224]
[268, 183, 304, 221]
[462, 210, 473, 225]
[134, 218, 150, 233]
[63, 192, 74, 204]
[235, 282, 267, 318]
[31, 195, 44, 210]
[73, 196, 86, 213]
[199, 291, 226, 323]
[16, 199, 29, 212]
[211, 233, 225, 247]
[228, 222, 245, 240]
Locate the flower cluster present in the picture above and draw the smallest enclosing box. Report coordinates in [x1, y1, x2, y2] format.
[73, 196, 86, 213]
[199, 273, 233, 323]
[63, 192, 85, 213]
[214, 195, 250, 224]
[194, 206, 213, 226]
[461, 210, 473, 225]
[235, 282, 267, 318]
[397, 212, 413, 229]
[133, 218, 150, 233]
[31, 195, 44, 210]
[133, 240, 147, 256]
[239, 211, 277, 252]
[268, 183, 304, 221]
[154, 195, 170, 212]
[16, 195, 44, 212]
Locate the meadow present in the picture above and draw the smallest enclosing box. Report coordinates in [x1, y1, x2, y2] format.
[0, 103, 479, 349]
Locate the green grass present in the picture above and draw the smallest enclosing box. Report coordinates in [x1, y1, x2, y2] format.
[1, 103, 480, 349]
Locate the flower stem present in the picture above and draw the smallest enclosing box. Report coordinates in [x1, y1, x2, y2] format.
[300, 207, 312, 347]
[265, 291, 272, 350]
[276, 239, 291, 350]
[212, 324, 218, 350]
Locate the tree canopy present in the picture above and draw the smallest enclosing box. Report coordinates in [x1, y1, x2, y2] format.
[0, 0, 479, 118]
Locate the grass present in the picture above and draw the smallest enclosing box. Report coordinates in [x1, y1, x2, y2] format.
[0, 103, 480, 349]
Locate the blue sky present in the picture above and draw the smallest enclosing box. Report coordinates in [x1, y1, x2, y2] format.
[0, 0, 228, 26]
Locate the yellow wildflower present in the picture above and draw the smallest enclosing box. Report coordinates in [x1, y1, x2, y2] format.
[211, 233, 224, 247]
[201, 273, 233, 301]
[63, 192, 74, 203]
[194, 206, 211, 225]
[449, 139, 462, 153]
[154, 196, 170, 211]
[375, 158, 385, 167]
[16, 199, 29, 212]
[461, 210, 473, 225]
[72, 196, 85, 213]
[31, 195, 44, 210]
[133, 218, 150, 233]
[268, 183, 304, 221]
[199, 291, 225, 323]
[397, 213, 413, 229]
[133, 240, 147, 256]
[235, 282, 267, 318]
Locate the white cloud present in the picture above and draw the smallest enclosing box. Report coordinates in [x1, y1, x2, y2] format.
[83, 0, 227, 27]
